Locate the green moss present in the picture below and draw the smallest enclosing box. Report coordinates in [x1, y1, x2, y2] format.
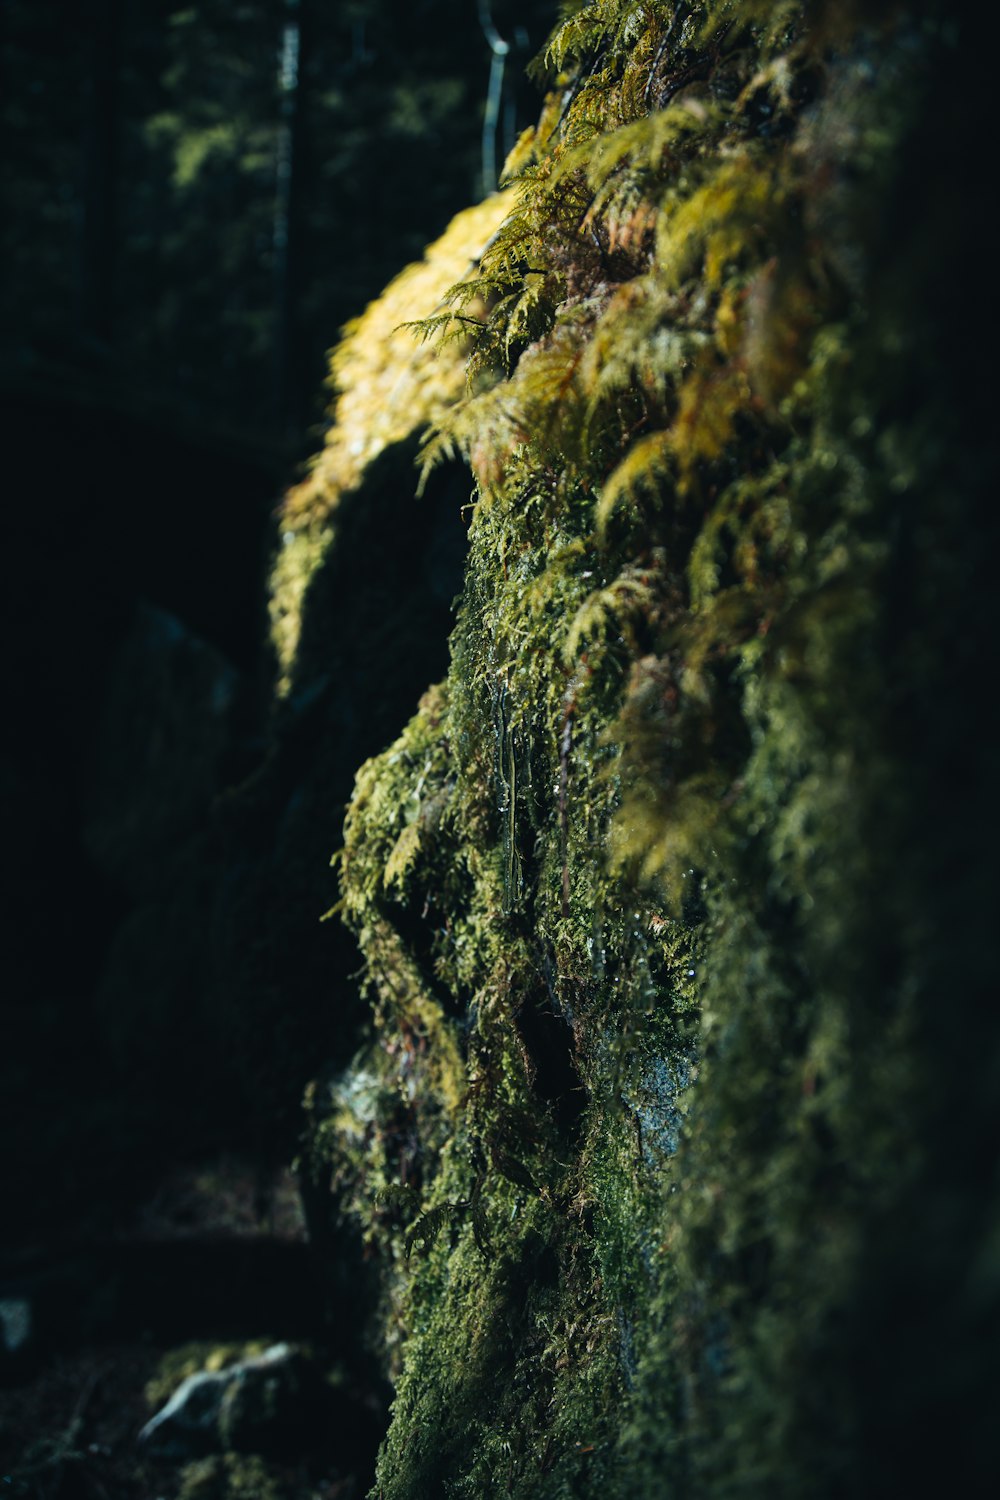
[176, 1454, 287, 1500]
[294, 2, 995, 1496]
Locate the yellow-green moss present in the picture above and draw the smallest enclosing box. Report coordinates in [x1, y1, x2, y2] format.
[268, 194, 514, 695]
[296, 2, 994, 1496]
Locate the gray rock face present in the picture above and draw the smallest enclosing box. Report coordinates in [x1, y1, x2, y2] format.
[139, 1365, 234, 1459]
[138, 1342, 315, 1459]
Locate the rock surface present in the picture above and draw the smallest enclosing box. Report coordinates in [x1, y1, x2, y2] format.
[138, 1343, 326, 1460]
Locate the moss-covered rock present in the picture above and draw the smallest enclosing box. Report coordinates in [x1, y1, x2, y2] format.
[291, 2, 996, 1496]
[175, 1454, 287, 1500]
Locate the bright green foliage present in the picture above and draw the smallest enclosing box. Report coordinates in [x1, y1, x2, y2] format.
[300, 2, 996, 1496]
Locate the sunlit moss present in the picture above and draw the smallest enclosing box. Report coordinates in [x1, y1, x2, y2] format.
[268, 194, 513, 695]
[293, 2, 990, 1496]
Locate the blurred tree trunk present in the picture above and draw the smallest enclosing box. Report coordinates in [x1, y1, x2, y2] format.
[79, 0, 122, 348]
[273, 0, 303, 431]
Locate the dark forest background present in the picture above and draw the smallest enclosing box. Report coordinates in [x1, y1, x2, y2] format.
[2, 0, 547, 448]
[0, 4, 553, 1470]
[1, 0, 551, 1182]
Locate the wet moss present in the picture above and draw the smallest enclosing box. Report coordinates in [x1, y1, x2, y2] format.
[294, 2, 996, 1495]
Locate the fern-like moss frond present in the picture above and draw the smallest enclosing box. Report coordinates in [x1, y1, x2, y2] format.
[596, 429, 675, 533]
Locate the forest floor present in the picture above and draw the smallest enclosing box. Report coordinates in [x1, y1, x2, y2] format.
[0, 1153, 376, 1500]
